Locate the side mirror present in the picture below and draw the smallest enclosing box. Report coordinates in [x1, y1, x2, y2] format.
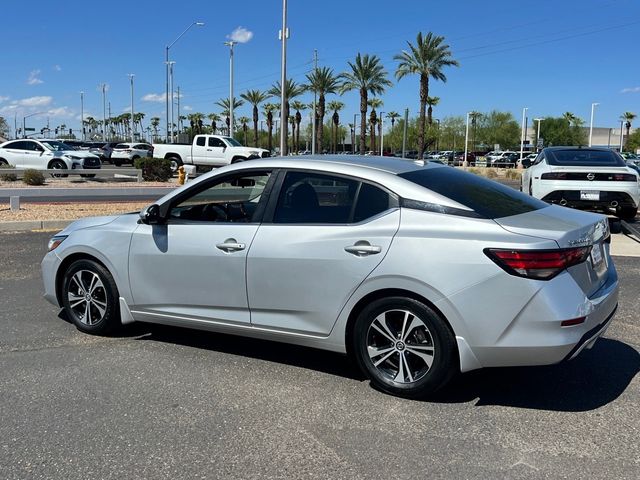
[222, 146, 227, 152]
[140, 204, 163, 225]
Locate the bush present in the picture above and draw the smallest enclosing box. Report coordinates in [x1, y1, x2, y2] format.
[467, 168, 480, 175]
[0, 163, 17, 182]
[485, 169, 498, 179]
[23, 169, 45, 186]
[505, 169, 522, 180]
[134, 157, 172, 182]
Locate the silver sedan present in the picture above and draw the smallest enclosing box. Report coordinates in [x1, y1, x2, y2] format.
[41, 156, 618, 398]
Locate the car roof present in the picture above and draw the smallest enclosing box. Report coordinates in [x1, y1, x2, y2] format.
[542, 146, 613, 152]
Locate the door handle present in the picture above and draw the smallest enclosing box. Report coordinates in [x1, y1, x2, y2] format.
[216, 238, 246, 253]
[207, 149, 213, 151]
[344, 242, 382, 256]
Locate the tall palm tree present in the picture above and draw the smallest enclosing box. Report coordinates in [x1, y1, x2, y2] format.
[306, 67, 340, 154]
[621, 112, 637, 147]
[238, 116, 250, 145]
[367, 98, 383, 153]
[207, 113, 220, 134]
[288, 115, 297, 152]
[263, 103, 278, 153]
[327, 100, 344, 153]
[562, 112, 583, 127]
[386, 112, 400, 152]
[268, 79, 305, 155]
[394, 32, 459, 158]
[215, 98, 245, 135]
[290, 101, 306, 153]
[426, 96, 440, 125]
[150, 117, 160, 141]
[339, 53, 392, 154]
[240, 89, 271, 147]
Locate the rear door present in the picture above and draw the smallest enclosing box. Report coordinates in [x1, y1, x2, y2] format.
[246, 170, 400, 335]
[1, 141, 27, 168]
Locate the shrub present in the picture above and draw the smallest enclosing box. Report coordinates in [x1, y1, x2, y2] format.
[0, 163, 17, 182]
[485, 169, 498, 179]
[505, 169, 522, 180]
[467, 168, 480, 175]
[134, 157, 172, 182]
[23, 169, 45, 186]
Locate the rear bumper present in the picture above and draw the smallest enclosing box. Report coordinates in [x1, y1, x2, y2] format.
[563, 304, 616, 361]
[542, 190, 637, 209]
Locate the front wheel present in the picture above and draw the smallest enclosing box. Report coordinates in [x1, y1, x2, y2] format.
[617, 206, 638, 222]
[352, 297, 457, 399]
[61, 259, 121, 335]
[80, 174, 96, 178]
[49, 160, 68, 178]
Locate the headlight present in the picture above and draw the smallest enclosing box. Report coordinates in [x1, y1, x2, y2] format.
[47, 235, 68, 252]
[248, 151, 259, 156]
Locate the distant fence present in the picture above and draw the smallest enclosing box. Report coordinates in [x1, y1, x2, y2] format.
[0, 168, 143, 182]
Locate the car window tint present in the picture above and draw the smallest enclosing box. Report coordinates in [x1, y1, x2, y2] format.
[399, 167, 548, 219]
[274, 171, 358, 224]
[169, 172, 271, 223]
[114, 144, 128, 149]
[353, 183, 394, 223]
[4, 141, 26, 149]
[196, 137, 206, 147]
[208, 137, 225, 147]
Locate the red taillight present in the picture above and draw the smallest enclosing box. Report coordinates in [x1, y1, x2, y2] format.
[484, 246, 592, 280]
[612, 173, 637, 181]
[561, 317, 586, 327]
[541, 172, 567, 180]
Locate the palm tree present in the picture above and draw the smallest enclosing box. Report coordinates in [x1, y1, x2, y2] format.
[327, 100, 344, 153]
[394, 32, 459, 158]
[386, 112, 400, 152]
[240, 89, 271, 147]
[289, 115, 297, 152]
[269, 79, 305, 155]
[306, 67, 340, 154]
[562, 112, 583, 127]
[150, 117, 160, 141]
[207, 113, 220, 134]
[426, 96, 440, 125]
[367, 98, 383, 153]
[215, 98, 245, 135]
[263, 103, 278, 153]
[469, 111, 482, 151]
[238, 116, 250, 145]
[339, 53, 392, 154]
[621, 112, 637, 148]
[290, 101, 306, 153]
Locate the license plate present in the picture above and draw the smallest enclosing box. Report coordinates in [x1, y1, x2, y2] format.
[591, 243, 603, 266]
[580, 190, 600, 201]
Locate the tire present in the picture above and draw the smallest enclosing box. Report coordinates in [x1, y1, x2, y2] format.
[80, 174, 97, 178]
[231, 157, 247, 164]
[113, 160, 123, 167]
[49, 159, 68, 178]
[168, 156, 183, 173]
[0, 158, 8, 166]
[617, 206, 638, 222]
[61, 259, 120, 335]
[351, 296, 457, 399]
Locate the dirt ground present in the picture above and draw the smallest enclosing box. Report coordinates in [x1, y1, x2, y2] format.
[0, 177, 177, 189]
[0, 202, 149, 221]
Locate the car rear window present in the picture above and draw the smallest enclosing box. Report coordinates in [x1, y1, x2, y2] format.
[546, 149, 625, 166]
[114, 144, 129, 149]
[399, 167, 548, 219]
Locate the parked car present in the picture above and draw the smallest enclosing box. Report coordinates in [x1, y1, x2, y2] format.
[42, 155, 618, 399]
[522, 153, 538, 168]
[153, 135, 269, 172]
[488, 151, 518, 167]
[110, 143, 153, 166]
[522, 147, 639, 220]
[89, 141, 120, 162]
[0, 139, 101, 176]
[452, 152, 476, 166]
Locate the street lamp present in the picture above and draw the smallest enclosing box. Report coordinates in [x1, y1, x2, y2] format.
[353, 113, 360, 154]
[223, 40, 238, 139]
[80, 91, 84, 140]
[279, 0, 289, 155]
[22, 111, 45, 138]
[463, 112, 470, 167]
[379, 111, 385, 156]
[519, 107, 528, 167]
[165, 21, 205, 143]
[128, 74, 135, 142]
[589, 102, 599, 147]
[534, 118, 544, 151]
[619, 120, 625, 152]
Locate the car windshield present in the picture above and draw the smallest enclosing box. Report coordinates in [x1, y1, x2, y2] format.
[41, 141, 71, 151]
[400, 167, 548, 219]
[223, 137, 242, 147]
[546, 149, 625, 167]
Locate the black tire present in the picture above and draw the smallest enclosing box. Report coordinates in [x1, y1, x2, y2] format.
[168, 156, 183, 173]
[351, 296, 457, 399]
[231, 156, 247, 164]
[0, 158, 8, 166]
[113, 160, 123, 167]
[80, 174, 97, 178]
[617, 206, 638, 222]
[62, 259, 121, 335]
[49, 159, 68, 178]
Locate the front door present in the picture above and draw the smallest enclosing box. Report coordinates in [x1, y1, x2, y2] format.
[247, 170, 400, 336]
[128, 169, 273, 325]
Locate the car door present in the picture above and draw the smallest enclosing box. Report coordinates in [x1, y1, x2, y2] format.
[191, 136, 209, 164]
[23, 141, 46, 169]
[128, 169, 274, 325]
[0, 141, 27, 167]
[207, 137, 227, 166]
[246, 170, 401, 336]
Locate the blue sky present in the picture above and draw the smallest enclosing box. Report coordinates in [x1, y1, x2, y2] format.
[1, 0, 639, 135]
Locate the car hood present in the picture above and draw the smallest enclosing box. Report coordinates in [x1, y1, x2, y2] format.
[57, 215, 122, 235]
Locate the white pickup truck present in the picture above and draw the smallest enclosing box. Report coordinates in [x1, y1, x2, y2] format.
[152, 135, 269, 171]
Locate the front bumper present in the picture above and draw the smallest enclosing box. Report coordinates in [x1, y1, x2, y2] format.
[41, 250, 63, 307]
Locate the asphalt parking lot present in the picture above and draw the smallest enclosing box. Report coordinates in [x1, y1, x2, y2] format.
[0, 231, 638, 479]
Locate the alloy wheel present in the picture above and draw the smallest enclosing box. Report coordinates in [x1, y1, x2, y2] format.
[67, 270, 108, 326]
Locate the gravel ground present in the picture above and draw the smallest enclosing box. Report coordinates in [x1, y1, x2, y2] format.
[0, 202, 149, 221]
[0, 178, 177, 188]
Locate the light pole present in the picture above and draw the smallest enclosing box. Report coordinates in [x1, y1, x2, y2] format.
[165, 21, 205, 143]
[519, 107, 528, 167]
[223, 41, 238, 139]
[279, 0, 289, 155]
[463, 112, 470, 167]
[619, 120, 624, 152]
[353, 113, 360, 154]
[22, 112, 45, 138]
[167, 61, 175, 140]
[100, 84, 107, 140]
[379, 111, 385, 156]
[80, 91, 84, 140]
[534, 118, 543, 151]
[589, 102, 599, 147]
[435, 119, 441, 151]
[128, 74, 135, 142]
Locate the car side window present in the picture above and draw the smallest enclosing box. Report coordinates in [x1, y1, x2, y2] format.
[353, 183, 395, 223]
[4, 141, 26, 149]
[273, 171, 359, 224]
[195, 137, 206, 147]
[169, 171, 271, 223]
[24, 141, 41, 151]
[208, 137, 225, 148]
[533, 154, 545, 165]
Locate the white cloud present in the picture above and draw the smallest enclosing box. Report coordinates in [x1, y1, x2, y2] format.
[46, 106, 73, 117]
[621, 86, 640, 94]
[0, 96, 9, 103]
[53, 65, 62, 72]
[142, 93, 167, 102]
[227, 26, 253, 44]
[16, 96, 53, 107]
[27, 70, 44, 85]
[183, 105, 193, 111]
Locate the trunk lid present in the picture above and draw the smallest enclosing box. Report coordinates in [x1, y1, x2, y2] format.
[494, 205, 610, 297]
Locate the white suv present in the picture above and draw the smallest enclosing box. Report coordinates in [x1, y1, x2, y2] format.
[522, 147, 639, 220]
[111, 143, 153, 166]
[0, 139, 101, 173]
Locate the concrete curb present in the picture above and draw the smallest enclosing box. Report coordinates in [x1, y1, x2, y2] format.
[0, 220, 73, 232]
[0, 186, 175, 199]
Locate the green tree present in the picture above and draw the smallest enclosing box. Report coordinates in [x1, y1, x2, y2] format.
[386, 112, 400, 152]
[368, 98, 383, 153]
[207, 113, 220, 134]
[290, 100, 307, 153]
[240, 89, 271, 147]
[0, 116, 10, 139]
[150, 116, 160, 141]
[426, 96, 440, 125]
[306, 67, 340, 154]
[394, 32, 459, 158]
[625, 128, 640, 152]
[476, 110, 521, 150]
[538, 117, 587, 147]
[327, 100, 344, 153]
[263, 103, 279, 153]
[269, 79, 305, 155]
[238, 116, 250, 145]
[340, 53, 392, 154]
[621, 112, 637, 149]
[215, 98, 245, 136]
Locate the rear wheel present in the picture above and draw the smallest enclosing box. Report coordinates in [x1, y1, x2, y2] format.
[112, 160, 123, 167]
[617, 206, 638, 222]
[49, 160, 68, 178]
[352, 297, 457, 399]
[0, 158, 8, 166]
[231, 156, 247, 164]
[168, 156, 183, 173]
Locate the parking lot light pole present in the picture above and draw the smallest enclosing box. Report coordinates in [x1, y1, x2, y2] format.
[279, 0, 289, 156]
[380, 111, 385, 156]
[165, 21, 205, 143]
[463, 112, 470, 167]
[80, 91, 84, 140]
[619, 120, 624, 152]
[167, 61, 176, 140]
[128, 74, 135, 142]
[223, 41, 238, 139]
[519, 107, 528, 168]
[589, 102, 599, 147]
[534, 118, 544, 151]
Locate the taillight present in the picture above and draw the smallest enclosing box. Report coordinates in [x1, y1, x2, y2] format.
[612, 173, 637, 181]
[484, 246, 592, 280]
[541, 172, 567, 180]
